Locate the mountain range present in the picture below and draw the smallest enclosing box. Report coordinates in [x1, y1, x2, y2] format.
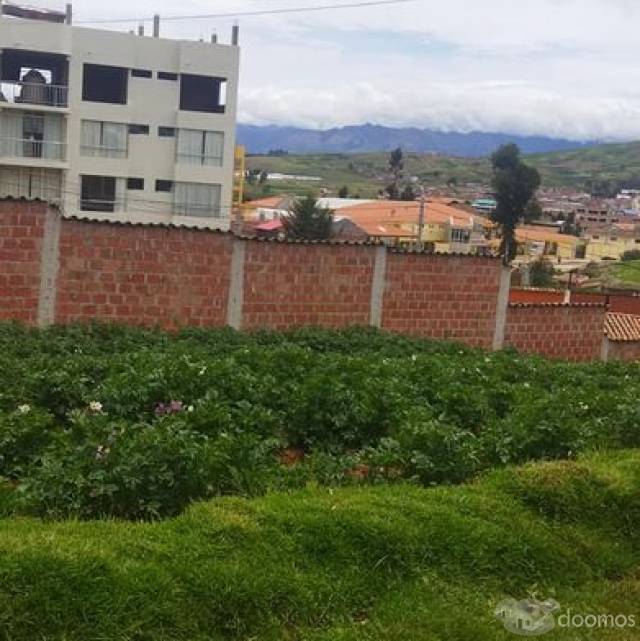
[237, 123, 599, 158]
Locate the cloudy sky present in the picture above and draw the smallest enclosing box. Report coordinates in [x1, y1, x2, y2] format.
[29, 1, 640, 140]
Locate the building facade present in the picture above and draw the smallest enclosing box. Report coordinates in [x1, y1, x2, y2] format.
[0, 5, 240, 229]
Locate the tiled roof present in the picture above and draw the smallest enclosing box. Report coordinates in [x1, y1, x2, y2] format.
[604, 313, 640, 342]
[516, 226, 582, 246]
[241, 196, 290, 209]
[336, 199, 493, 229]
[509, 302, 605, 309]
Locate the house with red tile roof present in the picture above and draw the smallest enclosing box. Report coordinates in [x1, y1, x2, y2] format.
[602, 312, 640, 361]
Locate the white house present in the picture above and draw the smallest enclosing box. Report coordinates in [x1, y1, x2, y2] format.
[0, 3, 240, 229]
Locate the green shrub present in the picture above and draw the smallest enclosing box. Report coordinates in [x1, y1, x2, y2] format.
[1, 323, 640, 520]
[394, 412, 481, 484]
[621, 249, 640, 261]
[0, 407, 55, 478]
[18, 413, 215, 519]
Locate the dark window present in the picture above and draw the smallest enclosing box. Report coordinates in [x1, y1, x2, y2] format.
[131, 68, 152, 78]
[127, 178, 144, 190]
[158, 126, 176, 137]
[82, 64, 128, 104]
[179, 73, 226, 113]
[155, 180, 173, 192]
[158, 71, 178, 81]
[81, 175, 116, 212]
[128, 124, 149, 135]
[22, 114, 44, 158]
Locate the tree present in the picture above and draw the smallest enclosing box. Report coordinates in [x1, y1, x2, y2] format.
[529, 257, 555, 287]
[561, 212, 581, 237]
[338, 185, 349, 198]
[400, 184, 416, 201]
[490, 144, 541, 265]
[283, 195, 334, 240]
[386, 147, 404, 199]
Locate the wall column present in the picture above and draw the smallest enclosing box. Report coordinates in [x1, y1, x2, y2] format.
[601, 336, 610, 362]
[226, 238, 245, 330]
[492, 265, 511, 350]
[36, 207, 62, 327]
[369, 245, 387, 328]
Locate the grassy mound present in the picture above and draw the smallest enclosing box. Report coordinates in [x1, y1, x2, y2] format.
[1, 450, 639, 640]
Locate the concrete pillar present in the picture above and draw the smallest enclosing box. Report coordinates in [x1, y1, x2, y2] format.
[153, 15, 160, 38]
[37, 208, 62, 327]
[65, 3, 72, 25]
[211, 32, 218, 44]
[138, 24, 144, 36]
[226, 238, 245, 330]
[492, 265, 511, 350]
[369, 245, 387, 328]
[232, 24, 240, 45]
[563, 289, 571, 304]
[601, 336, 610, 362]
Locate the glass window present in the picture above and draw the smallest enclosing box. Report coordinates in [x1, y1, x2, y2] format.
[176, 129, 223, 166]
[81, 120, 128, 158]
[174, 182, 221, 217]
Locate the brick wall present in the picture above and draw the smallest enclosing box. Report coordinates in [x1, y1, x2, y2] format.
[505, 303, 606, 361]
[608, 295, 640, 314]
[55, 219, 233, 329]
[382, 252, 501, 348]
[0, 200, 47, 323]
[570, 291, 640, 314]
[2, 201, 636, 363]
[242, 241, 375, 330]
[606, 340, 640, 362]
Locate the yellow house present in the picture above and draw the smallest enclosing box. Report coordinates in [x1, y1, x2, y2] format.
[585, 224, 640, 259]
[515, 226, 586, 260]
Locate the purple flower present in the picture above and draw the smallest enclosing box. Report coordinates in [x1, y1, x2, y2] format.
[154, 400, 184, 416]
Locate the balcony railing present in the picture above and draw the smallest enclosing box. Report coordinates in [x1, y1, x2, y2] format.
[81, 145, 127, 159]
[0, 81, 69, 108]
[173, 203, 222, 218]
[176, 152, 223, 167]
[79, 198, 123, 213]
[0, 137, 66, 161]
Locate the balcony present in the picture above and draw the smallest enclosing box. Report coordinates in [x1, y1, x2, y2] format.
[0, 80, 68, 108]
[79, 197, 123, 213]
[0, 136, 66, 161]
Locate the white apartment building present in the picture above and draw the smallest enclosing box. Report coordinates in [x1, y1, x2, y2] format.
[0, 3, 240, 229]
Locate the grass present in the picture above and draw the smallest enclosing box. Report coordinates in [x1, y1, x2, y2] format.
[612, 260, 640, 286]
[243, 141, 640, 198]
[1, 449, 640, 640]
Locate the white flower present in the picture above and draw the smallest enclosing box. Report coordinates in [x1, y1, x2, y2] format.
[187, 405, 194, 413]
[523, 382, 530, 388]
[411, 354, 418, 362]
[95, 445, 110, 460]
[17, 404, 31, 414]
[89, 401, 103, 413]
[198, 366, 207, 376]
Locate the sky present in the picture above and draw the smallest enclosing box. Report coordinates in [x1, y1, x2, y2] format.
[22, 0, 640, 141]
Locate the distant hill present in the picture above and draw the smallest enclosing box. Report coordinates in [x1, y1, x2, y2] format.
[242, 141, 640, 200]
[237, 123, 598, 157]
